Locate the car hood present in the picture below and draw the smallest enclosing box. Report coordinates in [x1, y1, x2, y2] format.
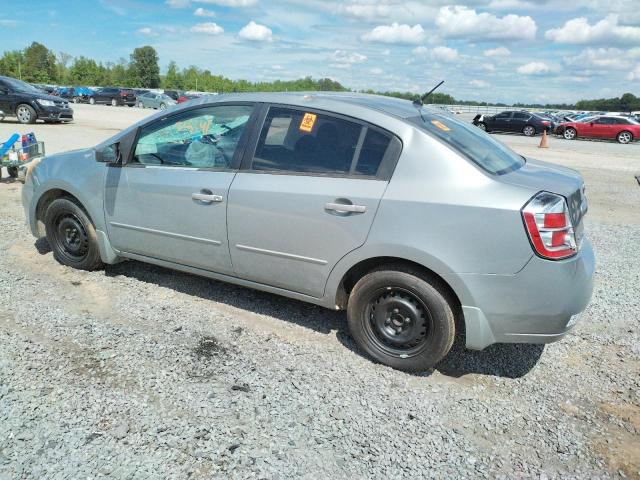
[30, 91, 65, 102]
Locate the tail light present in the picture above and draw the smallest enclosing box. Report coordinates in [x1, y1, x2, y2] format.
[522, 192, 577, 260]
[120, 91, 127, 97]
[541, 120, 550, 125]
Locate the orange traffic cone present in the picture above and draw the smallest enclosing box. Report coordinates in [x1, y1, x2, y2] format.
[539, 128, 549, 148]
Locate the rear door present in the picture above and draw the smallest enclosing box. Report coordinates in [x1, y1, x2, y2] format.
[511, 112, 530, 132]
[591, 117, 612, 138]
[104, 103, 256, 274]
[227, 105, 401, 297]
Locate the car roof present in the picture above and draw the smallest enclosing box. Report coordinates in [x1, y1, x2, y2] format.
[175, 91, 437, 120]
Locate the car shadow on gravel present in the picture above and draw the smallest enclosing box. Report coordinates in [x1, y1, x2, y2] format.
[81, 257, 543, 380]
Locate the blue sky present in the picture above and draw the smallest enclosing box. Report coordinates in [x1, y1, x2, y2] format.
[1, 0, 639, 103]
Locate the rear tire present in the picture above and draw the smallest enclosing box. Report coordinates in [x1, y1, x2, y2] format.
[111, 98, 117, 107]
[89, 97, 95, 105]
[347, 267, 456, 372]
[617, 130, 633, 144]
[523, 125, 536, 136]
[159, 102, 166, 110]
[7, 166, 18, 178]
[44, 198, 103, 271]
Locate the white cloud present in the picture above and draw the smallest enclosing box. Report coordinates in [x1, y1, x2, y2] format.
[369, 67, 384, 75]
[487, 0, 534, 9]
[362, 23, 425, 44]
[238, 21, 273, 42]
[412, 45, 459, 63]
[545, 15, 640, 45]
[483, 46, 511, 57]
[337, 2, 437, 23]
[628, 65, 640, 81]
[197, 0, 257, 6]
[332, 50, 367, 64]
[194, 7, 215, 17]
[436, 6, 536, 40]
[190, 22, 224, 35]
[0, 19, 19, 27]
[564, 47, 632, 70]
[137, 27, 157, 37]
[517, 61, 551, 75]
[470, 79, 489, 88]
[166, 0, 190, 8]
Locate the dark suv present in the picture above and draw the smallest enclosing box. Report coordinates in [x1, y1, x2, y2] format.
[473, 110, 554, 136]
[89, 87, 136, 107]
[0, 75, 73, 124]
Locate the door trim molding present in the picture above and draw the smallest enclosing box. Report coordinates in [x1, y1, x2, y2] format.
[109, 222, 222, 246]
[235, 244, 327, 265]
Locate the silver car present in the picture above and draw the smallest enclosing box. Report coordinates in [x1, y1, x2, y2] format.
[21, 93, 594, 371]
[137, 92, 176, 110]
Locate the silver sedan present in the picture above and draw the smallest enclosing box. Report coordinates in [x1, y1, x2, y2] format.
[137, 92, 176, 110]
[20, 92, 594, 372]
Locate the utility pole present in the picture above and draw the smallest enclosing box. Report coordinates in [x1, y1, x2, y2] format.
[18, 58, 22, 80]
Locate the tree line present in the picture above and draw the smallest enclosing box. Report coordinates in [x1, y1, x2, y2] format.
[0, 42, 638, 110]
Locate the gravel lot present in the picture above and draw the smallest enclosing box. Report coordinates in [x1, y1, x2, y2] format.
[0, 104, 639, 479]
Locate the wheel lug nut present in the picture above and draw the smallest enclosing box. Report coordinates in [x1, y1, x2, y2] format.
[393, 308, 399, 314]
[385, 319, 391, 325]
[404, 318, 411, 324]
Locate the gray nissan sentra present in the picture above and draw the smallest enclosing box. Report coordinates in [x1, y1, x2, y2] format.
[21, 92, 594, 371]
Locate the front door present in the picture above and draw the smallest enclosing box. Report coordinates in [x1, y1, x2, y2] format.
[492, 112, 512, 131]
[104, 103, 255, 274]
[227, 105, 401, 297]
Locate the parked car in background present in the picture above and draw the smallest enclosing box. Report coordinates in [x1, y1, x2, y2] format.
[177, 93, 201, 104]
[473, 110, 554, 136]
[33, 84, 57, 95]
[21, 92, 593, 372]
[556, 116, 640, 144]
[89, 87, 136, 106]
[0, 75, 73, 124]
[163, 90, 185, 101]
[57, 87, 94, 103]
[137, 92, 176, 110]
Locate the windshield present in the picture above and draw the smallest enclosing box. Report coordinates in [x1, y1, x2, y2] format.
[3, 77, 42, 94]
[408, 111, 525, 175]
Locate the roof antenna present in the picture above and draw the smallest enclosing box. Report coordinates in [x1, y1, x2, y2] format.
[413, 80, 444, 106]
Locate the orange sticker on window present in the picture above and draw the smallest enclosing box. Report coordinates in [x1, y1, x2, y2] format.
[299, 113, 317, 132]
[431, 120, 450, 132]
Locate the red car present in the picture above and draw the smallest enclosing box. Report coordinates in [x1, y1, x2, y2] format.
[176, 94, 201, 104]
[555, 116, 640, 144]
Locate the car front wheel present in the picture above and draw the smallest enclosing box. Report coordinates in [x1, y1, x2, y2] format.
[89, 97, 95, 105]
[477, 122, 487, 131]
[347, 267, 456, 372]
[563, 127, 577, 140]
[111, 98, 117, 106]
[138, 102, 144, 108]
[617, 131, 633, 144]
[44, 198, 103, 271]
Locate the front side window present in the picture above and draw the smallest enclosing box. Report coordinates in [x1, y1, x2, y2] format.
[132, 104, 252, 168]
[409, 111, 525, 175]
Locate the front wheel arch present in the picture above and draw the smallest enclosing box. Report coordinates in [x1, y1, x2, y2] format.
[35, 189, 91, 237]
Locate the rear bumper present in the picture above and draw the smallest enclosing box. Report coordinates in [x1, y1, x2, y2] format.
[451, 239, 595, 350]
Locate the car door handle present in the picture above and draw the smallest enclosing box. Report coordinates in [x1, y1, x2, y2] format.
[192, 192, 223, 203]
[325, 202, 366, 213]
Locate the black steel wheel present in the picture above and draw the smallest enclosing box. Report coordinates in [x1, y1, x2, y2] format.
[347, 267, 456, 372]
[7, 166, 18, 178]
[44, 198, 103, 270]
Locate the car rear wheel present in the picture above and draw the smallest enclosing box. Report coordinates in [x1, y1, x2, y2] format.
[617, 131, 633, 144]
[564, 127, 577, 140]
[523, 125, 536, 136]
[111, 98, 117, 107]
[159, 102, 166, 110]
[16, 104, 37, 124]
[89, 97, 95, 105]
[44, 198, 103, 271]
[138, 102, 144, 108]
[7, 166, 18, 178]
[347, 267, 456, 372]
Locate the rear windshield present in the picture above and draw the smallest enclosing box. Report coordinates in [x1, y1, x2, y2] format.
[408, 112, 525, 175]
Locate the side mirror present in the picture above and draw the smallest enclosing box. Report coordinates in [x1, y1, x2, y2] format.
[0, 88, 8, 95]
[95, 143, 121, 164]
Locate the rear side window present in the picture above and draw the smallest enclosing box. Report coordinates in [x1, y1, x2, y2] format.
[409, 112, 525, 175]
[513, 112, 530, 120]
[251, 107, 394, 177]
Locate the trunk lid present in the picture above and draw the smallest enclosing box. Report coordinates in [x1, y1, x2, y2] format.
[500, 158, 588, 246]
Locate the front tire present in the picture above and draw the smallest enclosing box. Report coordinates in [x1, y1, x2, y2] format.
[44, 198, 103, 271]
[16, 104, 37, 124]
[111, 98, 117, 107]
[563, 127, 577, 140]
[477, 122, 487, 131]
[89, 97, 95, 105]
[347, 267, 456, 372]
[138, 102, 144, 108]
[617, 130, 633, 144]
